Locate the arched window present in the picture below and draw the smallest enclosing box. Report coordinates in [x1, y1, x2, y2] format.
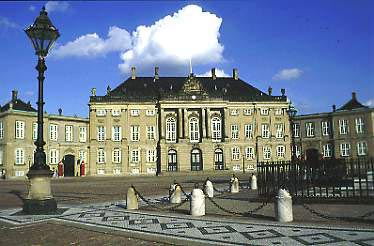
[168, 149, 177, 171]
[214, 148, 224, 170]
[191, 148, 202, 171]
[211, 117, 221, 142]
[189, 117, 199, 143]
[166, 117, 177, 142]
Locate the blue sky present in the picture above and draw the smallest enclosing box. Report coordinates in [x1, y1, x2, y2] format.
[0, 1, 373, 117]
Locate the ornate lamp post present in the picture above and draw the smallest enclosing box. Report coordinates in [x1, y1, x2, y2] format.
[287, 103, 298, 161]
[23, 7, 60, 214]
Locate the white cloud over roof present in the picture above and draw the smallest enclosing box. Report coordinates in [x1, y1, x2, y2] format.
[273, 68, 303, 81]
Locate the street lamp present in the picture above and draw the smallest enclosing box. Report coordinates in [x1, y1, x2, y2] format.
[287, 103, 297, 161]
[23, 7, 60, 214]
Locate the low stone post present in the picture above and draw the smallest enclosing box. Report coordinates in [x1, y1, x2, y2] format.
[251, 174, 258, 190]
[190, 185, 205, 216]
[230, 175, 239, 193]
[204, 178, 214, 198]
[126, 186, 138, 210]
[275, 189, 293, 222]
[170, 185, 182, 204]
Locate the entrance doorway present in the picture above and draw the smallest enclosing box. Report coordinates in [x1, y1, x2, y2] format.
[63, 154, 75, 177]
[214, 149, 224, 170]
[191, 148, 203, 171]
[168, 149, 177, 172]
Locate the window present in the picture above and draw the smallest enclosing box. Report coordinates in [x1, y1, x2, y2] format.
[96, 109, 106, 116]
[323, 144, 332, 158]
[275, 124, 284, 139]
[97, 126, 105, 141]
[260, 108, 269, 115]
[230, 109, 239, 116]
[244, 109, 253, 115]
[147, 126, 155, 140]
[146, 149, 156, 162]
[49, 149, 59, 164]
[276, 145, 285, 158]
[50, 124, 58, 141]
[340, 143, 350, 157]
[211, 117, 222, 142]
[130, 109, 140, 116]
[263, 146, 271, 160]
[166, 118, 177, 142]
[245, 147, 255, 160]
[293, 123, 300, 138]
[231, 125, 239, 139]
[112, 109, 121, 116]
[244, 124, 253, 139]
[114, 168, 121, 175]
[131, 149, 140, 163]
[233, 165, 241, 171]
[146, 109, 155, 116]
[32, 122, 38, 140]
[0, 150, 3, 165]
[97, 148, 105, 163]
[168, 149, 177, 171]
[65, 125, 73, 142]
[97, 169, 105, 175]
[275, 108, 283, 115]
[306, 122, 315, 137]
[79, 127, 87, 142]
[79, 150, 86, 163]
[112, 148, 121, 163]
[355, 118, 364, 134]
[0, 121, 3, 139]
[231, 147, 240, 160]
[147, 168, 156, 174]
[15, 121, 25, 139]
[15, 171, 25, 177]
[292, 145, 301, 158]
[321, 121, 330, 136]
[112, 126, 122, 142]
[15, 148, 24, 164]
[130, 125, 140, 141]
[339, 119, 349, 135]
[189, 117, 199, 143]
[261, 124, 270, 138]
[357, 142, 368, 156]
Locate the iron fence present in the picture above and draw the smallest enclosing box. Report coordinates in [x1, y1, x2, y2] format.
[257, 157, 374, 201]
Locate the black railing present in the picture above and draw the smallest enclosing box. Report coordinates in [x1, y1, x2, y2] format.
[257, 158, 374, 201]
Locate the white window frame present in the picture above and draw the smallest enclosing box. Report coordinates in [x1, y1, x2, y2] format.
[112, 148, 122, 163]
[146, 149, 156, 163]
[275, 124, 284, 139]
[245, 147, 255, 160]
[231, 124, 239, 139]
[65, 125, 73, 142]
[0, 121, 3, 139]
[112, 109, 121, 117]
[131, 149, 140, 163]
[260, 108, 269, 115]
[211, 117, 222, 142]
[306, 122, 315, 137]
[166, 117, 177, 143]
[230, 109, 239, 116]
[293, 123, 300, 138]
[263, 146, 271, 160]
[261, 124, 270, 138]
[97, 126, 106, 142]
[97, 148, 106, 164]
[244, 109, 253, 115]
[112, 126, 122, 142]
[79, 127, 87, 142]
[50, 124, 58, 141]
[32, 122, 38, 140]
[147, 126, 155, 140]
[96, 109, 106, 116]
[15, 120, 25, 139]
[321, 121, 330, 136]
[146, 109, 155, 116]
[355, 117, 364, 134]
[339, 119, 349, 135]
[231, 147, 240, 160]
[15, 148, 25, 165]
[276, 145, 285, 158]
[49, 149, 59, 164]
[292, 145, 301, 158]
[130, 125, 140, 142]
[244, 124, 253, 139]
[275, 108, 283, 115]
[79, 150, 87, 163]
[357, 141, 368, 156]
[189, 117, 200, 143]
[323, 144, 332, 158]
[340, 143, 350, 157]
[130, 109, 140, 116]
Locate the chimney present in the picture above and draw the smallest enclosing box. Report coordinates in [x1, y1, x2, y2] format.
[154, 66, 159, 80]
[281, 88, 286, 96]
[352, 92, 356, 100]
[58, 108, 62, 116]
[233, 68, 238, 80]
[211, 68, 216, 80]
[268, 86, 272, 96]
[131, 67, 136, 80]
[332, 104, 336, 112]
[12, 90, 18, 102]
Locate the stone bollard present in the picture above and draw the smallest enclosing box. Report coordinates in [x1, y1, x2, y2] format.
[230, 176, 239, 193]
[204, 178, 214, 198]
[126, 186, 138, 210]
[275, 189, 293, 222]
[190, 186, 205, 216]
[170, 185, 182, 204]
[251, 174, 258, 190]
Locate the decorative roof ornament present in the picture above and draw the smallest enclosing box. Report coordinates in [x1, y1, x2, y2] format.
[181, 74, 206, 95]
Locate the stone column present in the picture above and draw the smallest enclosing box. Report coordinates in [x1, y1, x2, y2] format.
[224, 108, 229, 139]
[206, 108, 211, 139]
[160, 108, 165, 139]
[178, 108, 183, 139]
[202, 108, 206, 138]
[184, 108, 188, 140]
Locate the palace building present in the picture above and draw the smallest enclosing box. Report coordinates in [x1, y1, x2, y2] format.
[293, 92, 374, 160]
[88, 67, 292, 176]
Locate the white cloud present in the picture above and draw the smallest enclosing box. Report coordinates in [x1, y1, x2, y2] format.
[29, 5, 36, 11]
[0, 16, 19, 29]
[196, 68, 229, 77]
[365, 99, 374, 107]
[51, 26, 132, 58]
[119, 5, 224, 74]
[45, 1, 70, 13]
[273, 68, 303, 81]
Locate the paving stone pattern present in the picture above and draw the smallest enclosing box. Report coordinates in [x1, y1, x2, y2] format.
[1, 198, 374, 246]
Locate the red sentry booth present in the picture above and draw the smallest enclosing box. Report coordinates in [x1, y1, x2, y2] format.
[58, 161, 63, 177]
[80, 160, 85, 176]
